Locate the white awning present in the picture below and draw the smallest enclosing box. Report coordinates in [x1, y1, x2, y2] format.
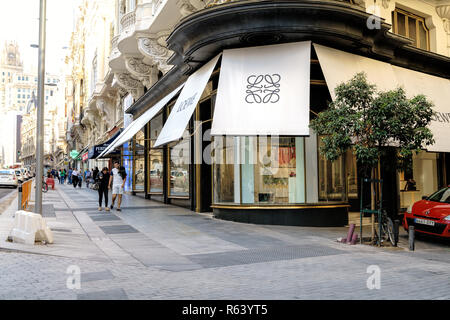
[153, 54, 221, 148]
[211, 41, 311, 136]
[97, 83, 185, 158]
[314, 43, 450, 153]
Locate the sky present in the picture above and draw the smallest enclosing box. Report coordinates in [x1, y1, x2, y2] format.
[0, 0, 77, 74]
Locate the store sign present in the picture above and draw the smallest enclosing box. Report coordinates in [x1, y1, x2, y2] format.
[211, 41, 311, 136]
[69, 150, 79, 159]
[154, 54, 221, 147]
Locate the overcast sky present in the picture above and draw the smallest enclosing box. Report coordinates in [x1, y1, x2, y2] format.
[0, 0, 77, 74]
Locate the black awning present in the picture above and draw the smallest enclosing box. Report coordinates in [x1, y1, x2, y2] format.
[88, 128, 124, 159]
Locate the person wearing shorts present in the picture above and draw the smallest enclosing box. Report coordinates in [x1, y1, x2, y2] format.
[109, 161, 126, 212]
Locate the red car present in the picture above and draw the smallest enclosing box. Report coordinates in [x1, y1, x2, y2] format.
[403, 187, 450, 238]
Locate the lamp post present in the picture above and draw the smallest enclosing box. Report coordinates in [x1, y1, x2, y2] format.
[34, 0, 47, 215]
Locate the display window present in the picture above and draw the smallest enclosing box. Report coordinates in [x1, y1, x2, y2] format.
[213, 136, 306, 205]
[399, 151, 438, 210]
[318, 136, 345, 202]
[169, 129, 190, 197]
[148, 112, 164, 194]
[132, 130, 145, 192]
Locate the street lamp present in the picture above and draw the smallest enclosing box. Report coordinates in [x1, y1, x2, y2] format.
[34, 0, 47, 215]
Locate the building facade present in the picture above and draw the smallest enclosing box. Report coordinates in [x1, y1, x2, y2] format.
[67, 0, 450, 227]
[0, 42, 66, 169]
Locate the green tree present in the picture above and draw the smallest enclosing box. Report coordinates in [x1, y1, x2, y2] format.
[310, 72, 435, 241]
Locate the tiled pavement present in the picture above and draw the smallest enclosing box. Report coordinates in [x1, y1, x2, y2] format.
[0, 182, 448, 300]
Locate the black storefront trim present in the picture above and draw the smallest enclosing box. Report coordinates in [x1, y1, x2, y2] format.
[214, 206, 349, 227]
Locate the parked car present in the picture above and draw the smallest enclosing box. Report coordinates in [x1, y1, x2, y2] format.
[14, 170, 25, 183]
[0, 169, 19, 188]
[403, 187, 450, 239]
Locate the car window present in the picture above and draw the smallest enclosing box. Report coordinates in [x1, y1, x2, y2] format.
[427, 188, 450, 203]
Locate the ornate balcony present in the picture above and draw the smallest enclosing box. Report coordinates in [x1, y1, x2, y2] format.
[120, 11, 136, 32]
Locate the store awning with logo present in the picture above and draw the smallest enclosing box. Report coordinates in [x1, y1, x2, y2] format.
[314, 43, 450, 153]
[88, 128, 124, 159]
[211, 41, 311, 136]
[153, 54, 222, 147]
[97, 83, 185, 158]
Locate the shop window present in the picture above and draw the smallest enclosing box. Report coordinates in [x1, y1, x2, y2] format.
[399, 151, 438, 210]
[318, 136, 345, 202]
[169, 129, 190, 197]
[392, 8, 429, 51]
[148, 112, 164, 193]
[132, 130, 145, 192]
[213, 136, 237, 203]
[213, 136, 306, 205]
[344, 148, 358, 199]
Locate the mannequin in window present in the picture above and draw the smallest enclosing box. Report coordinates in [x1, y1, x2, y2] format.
[404, 178, 417, 191]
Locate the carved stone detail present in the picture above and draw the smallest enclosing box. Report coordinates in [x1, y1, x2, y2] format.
[436, 5, 450, 34]
[381, 0, 390, 9]
[137, 32, 173, 74]
[176, 0, 197, 18]
[125, 57, 160, 88]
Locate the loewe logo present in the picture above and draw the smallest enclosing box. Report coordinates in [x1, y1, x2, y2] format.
[245, 74, 281, 104]
[177, 93, 197, 112]
[432, 112, 450, 123]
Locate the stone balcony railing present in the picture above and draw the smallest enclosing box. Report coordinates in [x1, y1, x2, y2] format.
[111, 35, 119, 51]
[120, 11, 136, 32]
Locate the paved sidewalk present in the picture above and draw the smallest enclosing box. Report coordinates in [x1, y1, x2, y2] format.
[0, 182, 448, 300]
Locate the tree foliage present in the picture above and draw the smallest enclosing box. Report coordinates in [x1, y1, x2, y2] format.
[310, 72, 435, 174]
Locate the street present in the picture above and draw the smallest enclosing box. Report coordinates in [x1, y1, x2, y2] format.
[0, 188, 15, 201]
[0, 183, 448, 300]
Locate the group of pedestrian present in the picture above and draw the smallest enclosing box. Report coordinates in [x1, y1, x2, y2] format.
[44, 162, 127, 213]
[97, 161, 127, 212]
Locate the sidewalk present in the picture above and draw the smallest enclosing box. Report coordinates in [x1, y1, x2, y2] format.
[0, 181, 374, 266]
[0, 181, 449, 300]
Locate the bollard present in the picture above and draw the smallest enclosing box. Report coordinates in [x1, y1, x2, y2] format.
[408, 225, 415, 251]
[346, 223, 355, 244]
[17, 183, 22, 210]
[394, 220, 400, 247]
[350, 233, 358, 245]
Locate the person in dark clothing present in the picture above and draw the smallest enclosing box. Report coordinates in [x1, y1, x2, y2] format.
[93, 167, 99, 181]
[97, 167, 110, 211]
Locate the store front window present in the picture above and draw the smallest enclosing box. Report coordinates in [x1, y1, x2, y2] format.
[169, 129, 190, 197]
[149, 113, 164, 193]
[345, 148, 358, 199]
[132, 130, 145, 192]
[213, 136, 306, 205]
[399, 151, 438, 210]
[318, 137, 345, 202]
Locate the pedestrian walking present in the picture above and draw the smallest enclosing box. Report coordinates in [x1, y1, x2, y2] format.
[109, 161, 127, 212]
[84, 168, 92, 188]
[97, 167, 110, 211]
[68, 168, 73, 185]
[92, 167, 97, 181]
[61, 169, 66, 184]
[71, 168, 79, 188]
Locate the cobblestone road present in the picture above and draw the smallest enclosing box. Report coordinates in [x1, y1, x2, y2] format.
[0, 183, 448, 300]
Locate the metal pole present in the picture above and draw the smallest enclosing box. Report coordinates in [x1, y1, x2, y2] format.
[18, 183, 22, 211]
[408, 225, 415, 251]
[34, 0, 46, 215]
